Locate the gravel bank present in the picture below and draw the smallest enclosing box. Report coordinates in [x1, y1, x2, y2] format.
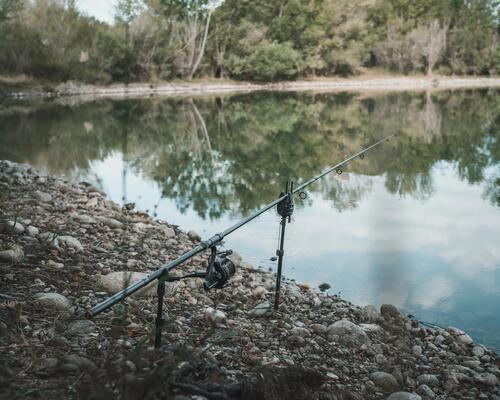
[4, 76, 500, 100]
[0, 160, 499, 400]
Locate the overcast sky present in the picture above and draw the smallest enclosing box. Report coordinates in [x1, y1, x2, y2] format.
[78, 0, 117, 24]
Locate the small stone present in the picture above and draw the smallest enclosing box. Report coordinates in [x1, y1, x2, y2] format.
[26, 226, 39, 237]
[204, 307, 227, 325]
[252, 286, 266, 298]
[360, 323, 383, 333]
[290, 327, 310, 338]
[375, 354, 387, 364]
[417, 374, 439, 387]
[65, 320, 98, 337]
[310, 324, 328, 335]
[412, 345, 423, 356]
[472, 346, 485, 357]
[0, 246, 24, 263]
[386, 392, 422, 400]
[98, 271, 172, 297]
[188, 230, 201, 241]
[2, 220, 25, 234]
[318, 282, 331, 292]
[34, 293, 72, 311]
[447, 326, 473, 345]
[417, 384, 435, 399]
[363, 304, 381, 322]
[249, 302, 270, 317]
[474, 372, 499, 387]
[72, 214, 97, 224]
[55, 236, 84, 252]
[380, 304, 400, 318]
[98, 217, 124, 229]
[34, 190, 52, 203]
[370, 371, 400, 392]
[39, 358, 59, 373]
[65, 355, 97, 371]
[327, 319, 369, 345]
[47, 260, 64, 269]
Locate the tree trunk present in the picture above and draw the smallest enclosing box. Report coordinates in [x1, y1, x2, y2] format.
[188, 9, 212, 80]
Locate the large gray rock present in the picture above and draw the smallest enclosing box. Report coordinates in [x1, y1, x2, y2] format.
[34, 293, 72, 311]
[370, 371, 400, 392]
[386, 392, 422, 400]
[327, 319, 369, 344]
[0, 246, 24, 263]
[98, 271, 173, 297]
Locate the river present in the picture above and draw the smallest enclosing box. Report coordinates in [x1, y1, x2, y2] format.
[1, 89, 499, 350]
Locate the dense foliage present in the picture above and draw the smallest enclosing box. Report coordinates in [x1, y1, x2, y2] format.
[0, 0, 498, 82]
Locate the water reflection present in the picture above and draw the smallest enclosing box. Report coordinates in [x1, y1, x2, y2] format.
[0, 89, 499, 349]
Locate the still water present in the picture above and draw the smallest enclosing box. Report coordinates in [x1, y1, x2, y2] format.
[1, 90, 499, 350]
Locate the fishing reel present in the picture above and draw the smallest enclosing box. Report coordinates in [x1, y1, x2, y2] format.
[277, 181, 294, 222]
[203, 247, 236, 291]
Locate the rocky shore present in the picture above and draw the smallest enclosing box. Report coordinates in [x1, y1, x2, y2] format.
[0, 159, 499, 400]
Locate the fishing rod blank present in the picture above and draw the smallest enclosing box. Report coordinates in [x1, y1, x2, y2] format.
[86, 133, 395, 324]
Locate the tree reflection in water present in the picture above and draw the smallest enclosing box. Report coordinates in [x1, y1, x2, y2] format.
[0, 89, 499, 217]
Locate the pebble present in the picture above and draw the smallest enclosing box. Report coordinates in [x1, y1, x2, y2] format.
[448, 326, 474, 345]
[187, 230, 201, 241]
[249, 302, 271, 317]
[98, 217, 124, 229]
[387, 392, 422, 400]
[0, 245, 24, 263]
[65, 320, 98, 337]
[34, 190, 52, 203]
[26, 226, 39, 236]
[34, 293, 72, 311]
[474, 372, 499, 386]
[327, 319, 369, 344]
[98, 271, 172, 297]
[2, 220, 25, 234]
[417, 374, 439, 387]
[417, 384, 435, 398]
[380, 304, 400, 318]
[204, 307, 227, 325]
[370, 371, 400, 392]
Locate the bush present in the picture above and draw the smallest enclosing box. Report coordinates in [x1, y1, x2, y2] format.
[227, 41, 301, 81]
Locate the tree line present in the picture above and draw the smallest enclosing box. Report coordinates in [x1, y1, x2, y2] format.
[0, 0, 499, 83]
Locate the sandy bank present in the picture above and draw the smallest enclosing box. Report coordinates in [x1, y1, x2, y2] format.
[4, 76, 500, 100]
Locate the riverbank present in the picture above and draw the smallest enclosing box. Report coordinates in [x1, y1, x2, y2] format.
[2, 75, 500, 100]
[1, 160, 499, 400]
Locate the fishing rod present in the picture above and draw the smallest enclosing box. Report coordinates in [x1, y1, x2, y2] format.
[86, 133, 395, 347]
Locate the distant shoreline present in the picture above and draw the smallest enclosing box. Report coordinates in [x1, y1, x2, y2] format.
[3, 75, 500, 99]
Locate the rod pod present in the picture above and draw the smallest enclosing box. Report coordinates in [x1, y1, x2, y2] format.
[274, 181, 294, 310]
